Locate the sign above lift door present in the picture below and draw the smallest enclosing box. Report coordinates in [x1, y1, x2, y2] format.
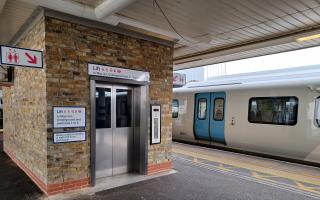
[88, 63, 150, 82]
[0, 46, 43, 68]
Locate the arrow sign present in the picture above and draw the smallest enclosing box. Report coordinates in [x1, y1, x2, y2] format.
[0, 46, 43, 68]
[25, 52, 37, 64]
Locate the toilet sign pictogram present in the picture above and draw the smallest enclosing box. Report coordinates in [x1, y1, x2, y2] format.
[0, 46, 43, 68]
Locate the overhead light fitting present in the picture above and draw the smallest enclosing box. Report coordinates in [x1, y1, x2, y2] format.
[296, 33, 320, 42]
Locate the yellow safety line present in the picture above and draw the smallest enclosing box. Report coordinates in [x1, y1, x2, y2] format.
[294, 181, 320, 195]
[251, 171, 278, 179]
[217, 163, 232, 172]
[177, 155, 320, 195]
[174, 143, 320, 180]
[176, 154, 320, 195]
[173, 147, 320, 186]
[174, 144, 320, 180]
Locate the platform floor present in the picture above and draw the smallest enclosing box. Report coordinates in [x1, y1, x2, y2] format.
[0, 139, 44, 200]
[1, 141, 320, 199]
[61, 142, 320, 200]
[171, 142, 320, 199]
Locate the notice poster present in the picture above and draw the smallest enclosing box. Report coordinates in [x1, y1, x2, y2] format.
[53, 131, 86, 144]
[53, 107, 86, 128]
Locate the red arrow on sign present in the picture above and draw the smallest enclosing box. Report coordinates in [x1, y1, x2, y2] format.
[25, 52, 37, 64]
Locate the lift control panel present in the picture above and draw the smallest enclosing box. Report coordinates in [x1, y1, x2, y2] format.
[151, 105, 161, 144]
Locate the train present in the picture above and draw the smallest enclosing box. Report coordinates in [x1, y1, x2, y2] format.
[172, 66, 320, 164]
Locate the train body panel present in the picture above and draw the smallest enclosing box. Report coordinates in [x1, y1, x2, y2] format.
[173, 84, 320, 164]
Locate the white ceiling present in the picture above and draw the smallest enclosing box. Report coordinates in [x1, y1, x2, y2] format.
[1, 0, 320, 70]
[0, 0, 36, 44]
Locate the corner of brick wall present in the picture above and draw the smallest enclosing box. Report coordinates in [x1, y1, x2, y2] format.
[4, 14, 173, 195]
[3, 17, 48, 186]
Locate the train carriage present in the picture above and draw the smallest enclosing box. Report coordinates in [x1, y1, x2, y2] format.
[173, 66, 320, 164]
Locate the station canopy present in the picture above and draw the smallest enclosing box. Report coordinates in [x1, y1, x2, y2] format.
[1, 0, 320, 70]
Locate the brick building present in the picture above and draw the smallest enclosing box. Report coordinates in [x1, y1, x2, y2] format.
[3, 9, 173, 195]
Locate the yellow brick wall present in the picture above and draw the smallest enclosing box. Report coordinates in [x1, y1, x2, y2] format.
[45, 17, 173, 184]
[3, 18, 48, 184]
[4, 15, 173, 186]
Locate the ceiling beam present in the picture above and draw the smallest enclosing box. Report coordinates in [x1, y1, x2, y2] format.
[19, 0, 195, 45]
[95, 0, 136, 19]
[174, 27, 320, 70]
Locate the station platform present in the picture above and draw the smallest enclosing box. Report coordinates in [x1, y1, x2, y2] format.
[1, 141, 320, 200]
[172, 142, 320, 199]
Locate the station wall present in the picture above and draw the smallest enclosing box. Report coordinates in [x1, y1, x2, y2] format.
[3, 17, 48, 185]
[3, 14, 173, 195]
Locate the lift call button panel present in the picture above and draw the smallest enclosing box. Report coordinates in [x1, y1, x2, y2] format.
[151, 105, 161, 144]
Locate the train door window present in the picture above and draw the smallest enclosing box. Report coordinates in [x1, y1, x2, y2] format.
[315, 97, 320, 127]
[213, 98, 224, 121]
[172, 99, 179, 118]
[248, 97, 298, 126]
[197, 98, 207, 120]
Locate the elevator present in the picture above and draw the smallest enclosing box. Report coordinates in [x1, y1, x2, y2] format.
[95, 84, 133, 178]
[90, 76, 149, 184]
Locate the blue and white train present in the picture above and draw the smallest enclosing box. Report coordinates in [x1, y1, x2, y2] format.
[172, 66, 320, 164]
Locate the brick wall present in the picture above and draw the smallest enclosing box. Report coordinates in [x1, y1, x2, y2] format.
[45, 17, 173, 185]
[3, 18, 48, 184]
[3, 14, 173, 195]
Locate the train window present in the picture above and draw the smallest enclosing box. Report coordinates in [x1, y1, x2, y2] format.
[213, 98, 224, 121]
[172, 99, 179, 118]
[198, 98, 207, 120]
[248, 96, 298, 126]
[315, 97, 320, 127]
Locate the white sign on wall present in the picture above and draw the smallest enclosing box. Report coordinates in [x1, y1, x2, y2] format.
[53, 107, 86, 128]
[173, 73, 186, 87]
[0, 46, 43, 68]
[88, 63, 149, 82]
[53, 131, 86, 144]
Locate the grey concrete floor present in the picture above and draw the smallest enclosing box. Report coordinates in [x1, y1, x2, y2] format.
[0, 140, 44, 200]
[1, 140, 320, 200]
[71, 158, 319, 200]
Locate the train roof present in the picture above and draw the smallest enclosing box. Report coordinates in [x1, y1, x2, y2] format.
[174, 65, 320, 93]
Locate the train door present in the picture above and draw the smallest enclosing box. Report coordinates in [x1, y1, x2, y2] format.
[210, 92, 226, 144]
[194, 93, 211, 140]
[194, 92, 226, 144]
[95, 84, 133, 178]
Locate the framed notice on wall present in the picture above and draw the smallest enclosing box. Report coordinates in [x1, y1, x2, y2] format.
[53, 131, 86, 144]
[150, 104, 161, 145]
[53, 106, 86, 128]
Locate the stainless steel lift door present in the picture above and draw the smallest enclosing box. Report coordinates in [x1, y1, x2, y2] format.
[95, 84, 133, 178]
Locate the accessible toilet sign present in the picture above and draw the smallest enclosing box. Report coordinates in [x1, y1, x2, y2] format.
[0, 46, 43, 68]
[53, 107, 86, 128]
